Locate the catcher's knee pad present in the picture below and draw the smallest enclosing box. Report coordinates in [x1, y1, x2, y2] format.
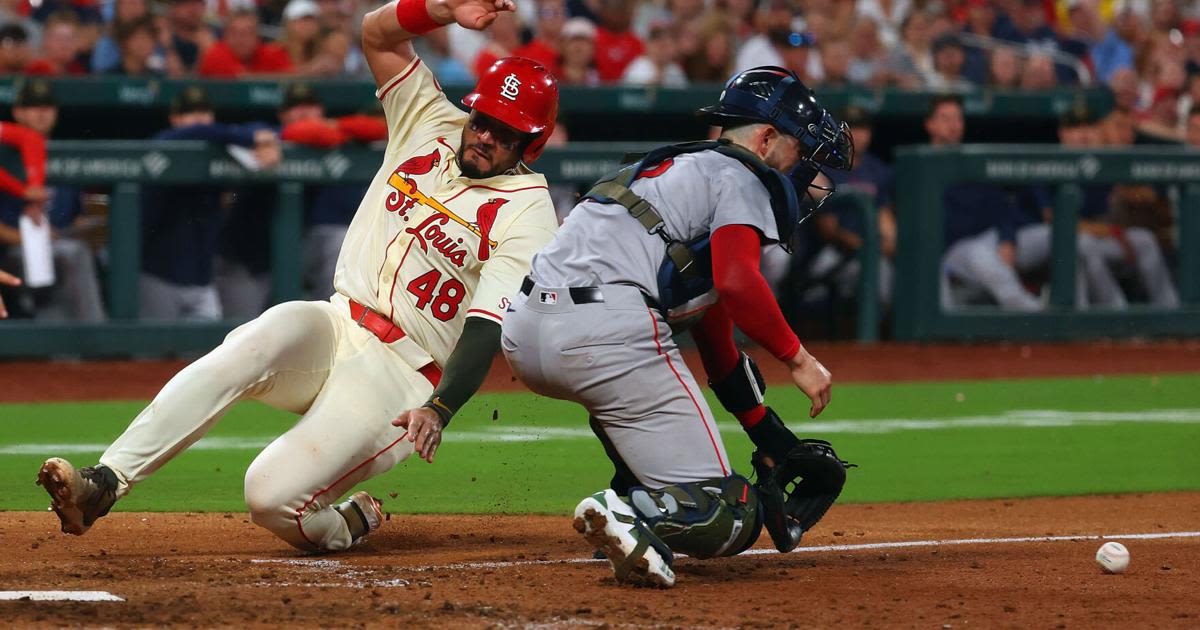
[627, 475, 762, 559]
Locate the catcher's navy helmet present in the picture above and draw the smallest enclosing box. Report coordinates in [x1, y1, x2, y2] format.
[697, 66, 853, 171]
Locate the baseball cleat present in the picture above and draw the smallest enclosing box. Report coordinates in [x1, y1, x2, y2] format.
[335, 491, 383, 543]
[573, 489, 675, 588]
[36, 458, 118, 536]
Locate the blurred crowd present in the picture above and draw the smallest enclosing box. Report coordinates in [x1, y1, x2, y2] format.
[0, 0, 1197, 101]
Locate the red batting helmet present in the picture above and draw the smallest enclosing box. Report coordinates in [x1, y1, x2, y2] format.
[462, 57, 559, 164]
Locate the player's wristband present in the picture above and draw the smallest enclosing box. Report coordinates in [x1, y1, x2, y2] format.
[395, 0, 440, 35]
[422, 397, 454, 427]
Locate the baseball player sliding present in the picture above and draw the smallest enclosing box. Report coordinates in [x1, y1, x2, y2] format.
[501, 67, 854, 586]
[37, 0, 559, 552]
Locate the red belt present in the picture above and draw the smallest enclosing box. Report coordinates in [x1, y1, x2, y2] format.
[348, 299, 442, 386]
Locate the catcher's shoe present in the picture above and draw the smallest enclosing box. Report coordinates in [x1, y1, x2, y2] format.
[36, 458, 118, 536]
[573, 489, 675, 588]
[334, 491, 383, 543]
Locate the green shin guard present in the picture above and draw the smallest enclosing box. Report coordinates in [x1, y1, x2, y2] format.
[627, 475, 762, 559]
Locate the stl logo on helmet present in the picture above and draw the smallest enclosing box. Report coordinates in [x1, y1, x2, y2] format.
[500, 74, 521, 101]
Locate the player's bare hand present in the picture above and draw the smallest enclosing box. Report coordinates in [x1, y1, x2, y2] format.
[0, 270, 21, 319]
[787, 346, 832, 418]
[440, 0, 514, 30]
[392, 407, 444, 463]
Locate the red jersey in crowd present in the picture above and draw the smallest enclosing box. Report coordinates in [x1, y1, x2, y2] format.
[593, 27, 643, 82]
[512, 39, 562, 79]
[197, 40, 293, 78]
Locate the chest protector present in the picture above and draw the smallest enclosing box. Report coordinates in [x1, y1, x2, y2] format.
[583, 139, 802, 329]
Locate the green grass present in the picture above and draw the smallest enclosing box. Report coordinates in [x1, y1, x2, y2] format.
[2, 374, 1198, 514]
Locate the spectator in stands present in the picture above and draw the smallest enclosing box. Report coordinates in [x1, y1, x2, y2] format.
[884, 9, 933, 89]
[855, 0, 911, 49]
[931, 95, 1042, 311]
[995, 0, 1059, 48]
[847, 16, 886, 85]
[986, 46, 1021, 88]
[927, 32, 974, 88]
[0, 79, 106, 321]
[720, 0, 757, 42]
[280, 0, 328, 74]
[198, 9, 293, 77]
[559, 17, 600, 86]
[594, 0, 645, 82]
[1092, 3, 1142, 83]
[740, 28, 821, 83]
[472, 11, 522, 78]
[91, 0, 150, 72]
[164, 0, 215, 72]
[680, 12, 734, 83]
[1106, 66, 1141, 115]
[108, 15, 164, 76]
[1019, 53, 1058, 89]
[0, 24, 32, 74]
[139, 86, 281, 321]
[621, 20, 687, 86]
[819, 36, 853, 87]
[414, 28, 474, 84]
[806, 106, 896, 307]
[25, 11, 88, 75]
[513, 0, 566, 78]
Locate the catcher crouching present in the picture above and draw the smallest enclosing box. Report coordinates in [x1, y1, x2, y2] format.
[501, 66, 855, 586]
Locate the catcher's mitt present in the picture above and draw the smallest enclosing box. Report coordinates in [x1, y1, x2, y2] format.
[752, 439, 853, 553]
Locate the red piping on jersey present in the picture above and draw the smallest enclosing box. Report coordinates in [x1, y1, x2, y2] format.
[466, 308, 503, 322]
[645, 306, 729, 476]
[295, 431, 410, 549]
[377, 59, 423, 100]
[387, 239, 417, 321]
[443, 184, 548, 204]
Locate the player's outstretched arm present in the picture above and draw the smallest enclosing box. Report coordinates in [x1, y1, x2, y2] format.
[710, 224, 832, 417]
[363, 0, 517, 87]
[392, 318, 502, 463]
[0, 270, 21, 319]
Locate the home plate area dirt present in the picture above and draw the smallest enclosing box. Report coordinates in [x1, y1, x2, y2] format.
[3, 493, 1198, 628]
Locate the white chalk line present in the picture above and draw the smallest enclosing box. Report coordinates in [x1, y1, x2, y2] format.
[239, 531, 1200, 587]
[3, 408, 1198, 454]
[398, 530, 1200, 573]
[0, 591, 124, 602]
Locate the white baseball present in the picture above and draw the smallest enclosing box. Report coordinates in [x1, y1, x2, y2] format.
[1095, 541, 1130, 574]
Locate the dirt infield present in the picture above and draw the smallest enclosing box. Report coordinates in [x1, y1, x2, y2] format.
[3, 493, 1198, 628]
[3, 340, 1200, 402]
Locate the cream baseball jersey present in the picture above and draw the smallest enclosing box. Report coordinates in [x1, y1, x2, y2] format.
[334, 56, 559, 366]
